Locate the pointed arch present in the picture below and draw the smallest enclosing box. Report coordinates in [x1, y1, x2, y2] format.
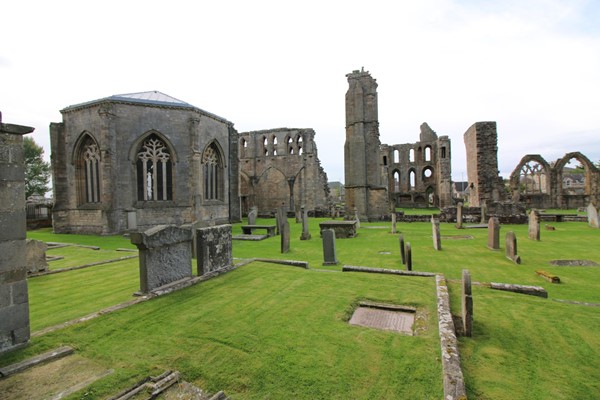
[73, 131, 101, 204]
[133, 131, 175, 201]
[202, 140, 226, 201]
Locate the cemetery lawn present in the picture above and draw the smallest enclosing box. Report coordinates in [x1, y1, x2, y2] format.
[2, 220, 598, 399]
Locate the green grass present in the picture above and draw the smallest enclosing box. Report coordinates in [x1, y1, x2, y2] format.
[4, 218, 599, 399]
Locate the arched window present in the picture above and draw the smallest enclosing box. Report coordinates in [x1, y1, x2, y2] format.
[240, 138, 247, 158]
[286, 136, 294, 155]
[136, 135, 173, 201]
[393, 170, 400, 192]
[409, 148, 415, 163]
[76, 135, 101, 204]
[409, 170, 416, 189]
[424, 146, 432, 162]
[203, 142, 223, 201]
[394, 149, 400, 163]
[263, 136, 268, 156]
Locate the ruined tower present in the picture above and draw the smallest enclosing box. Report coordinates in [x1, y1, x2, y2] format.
[344, 69, 389, 220]
[464, 121, 506, 206]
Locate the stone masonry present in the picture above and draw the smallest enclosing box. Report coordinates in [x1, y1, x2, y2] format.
[0, 112, 34, 354]
[464, 121, 507, 207]
[239, 128, 329, 216]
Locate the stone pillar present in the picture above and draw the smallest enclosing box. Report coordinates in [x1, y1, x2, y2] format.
[322, 229, 338, 266]
[455, 202, 463, 229]
[432, 216, 442, 251]
[0, 113, 34, 354]
[131, 225, 193, 293]
[461, 269, 473, 337]
[528, 210, 540, 241]
[487, 217, 500, 250]
[196, 224, 232, 276]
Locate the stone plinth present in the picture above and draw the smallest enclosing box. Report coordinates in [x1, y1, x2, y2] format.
[131, 225, 193, 293]
[319, 220, 357, 238]
[196, 224, 232, 276]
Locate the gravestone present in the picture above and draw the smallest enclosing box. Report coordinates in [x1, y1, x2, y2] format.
[275, 206, 286, 235]
[406, 242, 412, 271]
[587, 203, 599, 228]
[455, 202, 463, 229]
[322, 229, 338, 265]
[480, 202, 487, 223]
[196, 224, 232, 276]
[505, 231, 521, 264]
[354, 207, 361, 229]
[0, 115, 34, 354]
[26, 239, 48, 274]
[432, 216, 442, 250]
[300, 206, 311, 240]
[131, 225, 193, 293]
[391, 212, 397, 234]
[248, 207, 258, 225]
[487, 217, 500, 250]
[281, 220, 290, 253]
[528, 210, 540, 241]
[461, 269, 473, 337]
[399, 234, 406, 265]
[295, 205, 301, 223]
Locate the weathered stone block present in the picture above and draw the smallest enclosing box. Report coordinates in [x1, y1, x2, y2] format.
[196, 224, 232, 276]
[26, 239, 48, 274]
[0, 268, 27, 285]
[0, 210, 26, 241]
[11, 280, 29, 304]
[0, 240, 26, 272]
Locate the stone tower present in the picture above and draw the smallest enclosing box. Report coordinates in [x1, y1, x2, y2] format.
[344, 69, 389, 220]
[464, 121, 506, 206]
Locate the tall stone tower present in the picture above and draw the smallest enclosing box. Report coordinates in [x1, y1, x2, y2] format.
[464, 121, 506, 206]
[344, 69, 389, 220]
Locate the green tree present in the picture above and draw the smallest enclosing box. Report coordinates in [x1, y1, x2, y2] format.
[24, 136, 51, 198]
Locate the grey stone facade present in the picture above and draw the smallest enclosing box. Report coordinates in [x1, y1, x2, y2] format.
[0, 113, 33, 354]
[50, 91, 241, 235]
[238, 128, 329, 216]
[382, 123, 453, 208]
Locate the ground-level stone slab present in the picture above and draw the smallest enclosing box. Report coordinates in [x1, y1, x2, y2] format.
[232, 234, 268, 241]
[349, 307, 415, 334]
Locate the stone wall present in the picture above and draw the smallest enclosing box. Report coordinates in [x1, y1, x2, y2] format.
[464, 121, 506, 207]
[0, 113, 33, 354]
[239, 128, 329, 216]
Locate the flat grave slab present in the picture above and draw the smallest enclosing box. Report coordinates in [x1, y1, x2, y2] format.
[233, 234, 268, 241]
[349, 306, 415, 335]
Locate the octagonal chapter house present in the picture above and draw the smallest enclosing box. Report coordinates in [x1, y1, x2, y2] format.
[50, 91, 240, 234]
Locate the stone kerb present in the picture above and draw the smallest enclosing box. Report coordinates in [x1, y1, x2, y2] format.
[196, 224, 233, 276]
[131, 225, 193, 293]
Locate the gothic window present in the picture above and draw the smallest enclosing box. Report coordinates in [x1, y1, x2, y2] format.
[383, 156, 388, 166]
[240, 138, 247, 158]
[519, 160, 547, 194]
[409, 148, 415, 163]
[203, 143, 223, 201]
[409, 170, 416, 189]
[263, 136, 268, 156]
[394, 149, 400, 163]
[424, 146, 432, 162]
[77, 135, 101, 204]
[136, 135, 173, 201]
[273, 135, 278, 156]
[286, 136, 294, 155]
[441, 147, 446, 158]
[393, 170, 400, 192]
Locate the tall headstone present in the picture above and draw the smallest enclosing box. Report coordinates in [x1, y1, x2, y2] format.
[391, 212, 397, 234]
[399, 234, 406, 265]
[461, 269, 473, 337]
[248, 206, 258, 225]
[354, 207, 361, 229]
[281, 220, 290, 253]
[480, 202, 487, 224]
[131, 225, 193, 293]
[432, 216, 442, 250]
[455, 202, 463, 229]
[322, 229, 338, 265]
[587, 203, 599, 228]
[0, 113, 34, 354]
[528, 210, 540, 241]
[300, 206, 311, 240]
[505, 231, 521, 264]
[295, 205, 301, 223]
[487, 217, 500, 250]
[406, 242, 412, 271]
[196, 224, 232, 275]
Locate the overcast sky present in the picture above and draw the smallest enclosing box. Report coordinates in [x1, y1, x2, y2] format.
[3, 0, 600, 184]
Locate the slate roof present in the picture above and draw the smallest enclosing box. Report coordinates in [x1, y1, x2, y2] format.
[61, 90, 231, 123]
